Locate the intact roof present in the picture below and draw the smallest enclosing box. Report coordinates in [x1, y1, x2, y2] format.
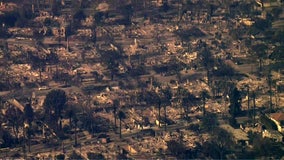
[270, 112, 284, 122]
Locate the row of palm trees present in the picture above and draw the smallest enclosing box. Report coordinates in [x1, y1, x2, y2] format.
[109, 85, 212, 138]
[112, 99, 126, 138]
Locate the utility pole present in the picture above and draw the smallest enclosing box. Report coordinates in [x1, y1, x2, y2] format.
[268, 70, 273, 113]
[164, 105, 167, 131]
[247, 85, 250, 118]
[252, 92, 256, 124]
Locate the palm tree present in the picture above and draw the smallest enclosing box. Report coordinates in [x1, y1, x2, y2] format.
[24, 103, 34, 127]
[200, 90, 210, 116]
[118, 111, 126, 139]
[146, 91, 161, 127]
[157, 97, 162, 128]
[182, 92, 196, 120]
[113, 100, 119, 129]
[252, 92, 256, 123]
[43, 89, 67, 130]
[161, 86, 172, 131]
[177, 86, 188, 116]
[73, 116, 78, 146]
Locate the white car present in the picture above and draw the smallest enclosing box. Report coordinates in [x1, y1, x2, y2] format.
[38, 86, 50, 90]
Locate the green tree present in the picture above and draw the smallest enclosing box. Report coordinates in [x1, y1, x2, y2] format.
[55, 153, 65, 160]
[212, 127, 233, 159]
[43, 89, 67, 130]
[100, 50, 121, 80]
[73, 9, 86, 23]
[0, 10, 19, 27]
[167, 140, 188, 158]
[202, 127, 233, 159]
[87, 152, 105, 160]
[252, 133, 283, 158]
[229, 87, 242, 117]
[118, 111, 126, 139]
[202, 141, 221, 159]
[269, 45, 284, 61]
[24, 103, 34, 126]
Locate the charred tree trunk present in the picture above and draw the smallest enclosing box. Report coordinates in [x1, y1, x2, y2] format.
[158, 104, 161, 128]
[247, 86, 250, 118]
[164, 105, 167, 131]
[119, 118, 122, 138]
